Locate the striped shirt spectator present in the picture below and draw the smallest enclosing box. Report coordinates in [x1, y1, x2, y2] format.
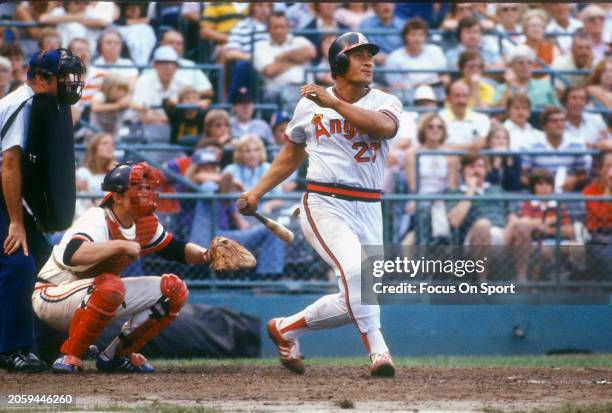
[225, 9, 270, 56]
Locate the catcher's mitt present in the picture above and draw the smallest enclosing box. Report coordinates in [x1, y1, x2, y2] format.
[208, 236, 256, 272]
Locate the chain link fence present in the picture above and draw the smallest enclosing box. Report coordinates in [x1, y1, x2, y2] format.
[67, 192, 611, 290]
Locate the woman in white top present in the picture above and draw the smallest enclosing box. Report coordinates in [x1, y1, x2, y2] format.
[75, 133, 118, 219]
[405, 113, 458, 195]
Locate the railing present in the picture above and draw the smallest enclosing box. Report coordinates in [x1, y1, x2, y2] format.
[73, 191, 612, 291]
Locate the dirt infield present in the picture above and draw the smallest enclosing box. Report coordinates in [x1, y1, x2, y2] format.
[2, 362, 611, 412]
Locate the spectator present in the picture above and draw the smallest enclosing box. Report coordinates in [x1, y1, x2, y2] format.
[67, 37, 90, 67]
[226, 2, 271, 61]
[494, 45, 559, 108]
[440, 80, 491, 150]
[269, 110, 292, 152]
[358, 3, 404, 67]
[395, 3, 449, 28]
[544, 4, 583, 54]
[229, 87, 273, 146]
[37, 27, 62, 51]
[132, 46, 185, 125]
[39, 1, 115, 56]
[446, 153, 532, 279]
[199, 2, 246, 63]
[14, 1, 56, 56]
[0, 57, 11, 99]
[521, 107, 589, 192]
[385, 18, 448, 91]
[484, 125, 522, 191]
[284, 2, 315, 30]
[114, 3, 157, 66]
[445, 16, 502, 69]
[562, 86, 610, 151]
[253, 12, 316, 105]
[156, 29, 214, 100]
[389, 85, 440, 175]
[197, 109, 233, 151]
[163, 85, 207, 146]
[90, 74, 131, 136]
[519, 168, 574, 242]
[520, 9, 561, 78]
[187, 147, 286, 280]
[334, 4, 373, 31]
[458, 51, 495, 108]
[405, 113, 458, 195]
[0, 43, 26, 86]
[75, 133, 117, 219]
[586, 57, 612, 107]
[583, 153, 612, 242]
[303, 3, 350, 65]
[88, 29, 139, 97]
[502, 93, 545, 151]
[579, 5, 610, 63]
[312, 34, 336, 87]
[487, 4, 525, 55]
[440, 3, 479, 32]
[551, 30, 595, 90]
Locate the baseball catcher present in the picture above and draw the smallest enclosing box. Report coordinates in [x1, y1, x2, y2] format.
[32, 162, 255, 373]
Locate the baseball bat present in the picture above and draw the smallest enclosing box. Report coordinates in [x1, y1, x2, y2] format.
[236, 199, 294, 243]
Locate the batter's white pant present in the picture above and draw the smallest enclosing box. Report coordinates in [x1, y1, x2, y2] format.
[300, 192, 382, 334]
[32, 276, 168, 335]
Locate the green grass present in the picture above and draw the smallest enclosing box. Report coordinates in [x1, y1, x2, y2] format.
[149, 354, 612, 369]
[483, 402, 612, 413]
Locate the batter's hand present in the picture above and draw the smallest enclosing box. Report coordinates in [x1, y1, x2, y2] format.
[3, 221, 28, 256]
[237, 192, 259, 216]
[301, 84, 337, 108]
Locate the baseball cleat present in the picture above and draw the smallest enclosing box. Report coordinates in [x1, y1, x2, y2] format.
[267, 318, 305, 374]
[370, 352, 395, 377]
[52, 354, 83, 374]
[96, 353, 154, 373]
[0, 350, 47, 373]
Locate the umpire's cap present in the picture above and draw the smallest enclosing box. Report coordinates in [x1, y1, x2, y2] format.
[328, 32, 379, 78]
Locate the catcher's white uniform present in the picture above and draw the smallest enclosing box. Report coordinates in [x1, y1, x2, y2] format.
[278, 87, 402, 353]
[32, 206, 172, 332]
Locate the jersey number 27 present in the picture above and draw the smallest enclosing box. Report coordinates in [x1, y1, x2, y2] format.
[352, 142, 380, 163]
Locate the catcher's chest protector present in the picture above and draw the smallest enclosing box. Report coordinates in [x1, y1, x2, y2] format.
[23, 93, 76, 232]
[77, 212, 159, 277]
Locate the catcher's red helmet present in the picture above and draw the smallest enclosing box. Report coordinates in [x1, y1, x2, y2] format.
[328, 32, 379, 78]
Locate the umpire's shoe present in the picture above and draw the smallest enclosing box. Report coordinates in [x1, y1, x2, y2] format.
[370, 352, 395, 377]
[0, 350, 47, 373]
[96, 353, 154, 373]
[267, 318, 305, 374]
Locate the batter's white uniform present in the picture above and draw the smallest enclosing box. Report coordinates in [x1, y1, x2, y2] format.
[283, 87, 402, 337]
[32, 206, 172, 333]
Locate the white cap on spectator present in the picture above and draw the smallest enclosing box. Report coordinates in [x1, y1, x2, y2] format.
[153, 46, 179, 64]
[0, 56, 11, 71]
[507, 45, 536, 63]
[414, 85, 437, 102]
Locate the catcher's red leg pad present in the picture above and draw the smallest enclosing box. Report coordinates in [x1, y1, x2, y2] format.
[116, 274, 188, 356]
[60, 273, 125, 357]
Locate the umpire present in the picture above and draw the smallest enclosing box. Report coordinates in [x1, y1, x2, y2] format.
[0, 48, 84, 372]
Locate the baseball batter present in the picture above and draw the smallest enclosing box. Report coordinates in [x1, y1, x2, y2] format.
[32, 162, 254, 373]
[239, 32, 402, 377]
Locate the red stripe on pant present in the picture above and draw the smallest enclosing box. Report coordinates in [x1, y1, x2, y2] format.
[302, 193, 358, 329]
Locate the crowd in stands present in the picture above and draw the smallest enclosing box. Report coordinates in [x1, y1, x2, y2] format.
[0, 2, 610, 280]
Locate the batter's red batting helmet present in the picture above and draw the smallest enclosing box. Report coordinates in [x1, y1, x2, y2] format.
[328, 32, 379, 78]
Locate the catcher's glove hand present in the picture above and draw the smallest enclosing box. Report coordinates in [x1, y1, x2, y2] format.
[208, 236, 256, 272]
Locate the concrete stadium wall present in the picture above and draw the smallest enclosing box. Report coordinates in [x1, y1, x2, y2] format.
[190, 292, 612, 357]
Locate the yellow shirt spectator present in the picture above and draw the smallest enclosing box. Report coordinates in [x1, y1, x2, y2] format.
[200, 2, 245, 43]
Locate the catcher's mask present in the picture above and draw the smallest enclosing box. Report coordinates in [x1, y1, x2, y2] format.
[100, 162, 162, 218]
[27, 48, 86, 105]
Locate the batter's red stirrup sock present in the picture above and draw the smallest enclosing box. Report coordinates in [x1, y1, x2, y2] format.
[60, 273, 125, 358]
[278, 315, 309, 340]
[360, 333, 371, 353]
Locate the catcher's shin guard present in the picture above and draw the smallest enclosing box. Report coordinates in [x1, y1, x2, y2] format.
[60, 273, 125, 357]
[116, 274, 188, 356]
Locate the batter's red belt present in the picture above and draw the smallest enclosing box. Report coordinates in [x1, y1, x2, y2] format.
[305, 181, 382, 202]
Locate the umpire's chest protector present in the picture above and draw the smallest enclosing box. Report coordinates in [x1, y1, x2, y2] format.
[23, 93, 76, 232]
